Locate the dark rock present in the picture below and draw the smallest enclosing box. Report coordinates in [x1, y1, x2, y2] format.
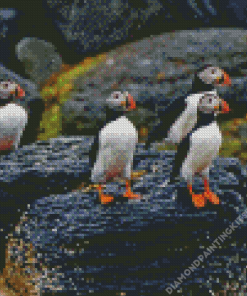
[43, 0, 247, 60]
[1, 137, 245, 295]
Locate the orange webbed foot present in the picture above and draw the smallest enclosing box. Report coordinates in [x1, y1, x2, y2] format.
[124, 180, 141, 200]
[203, 179, 220, 205]
[188, 184, 206, 208]
[97, 184, 114, 204]
[100, 194, 114, 204]
[191, 193, 206, 208]
[204, 191, 220, 205]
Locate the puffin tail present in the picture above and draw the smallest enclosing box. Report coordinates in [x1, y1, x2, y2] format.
[168, 164, 182, 185]
[145, 121, 168, 150]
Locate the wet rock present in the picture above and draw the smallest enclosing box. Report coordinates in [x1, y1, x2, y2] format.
[1, 136, 245, 295]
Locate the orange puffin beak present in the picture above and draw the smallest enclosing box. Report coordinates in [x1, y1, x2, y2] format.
[11, 84, 25, 98]
[15, 85, 25, 98]
[127, 93, 136, 110]
[220, 99, 231, 113]
[216, 71, 231, 86]
[121, 92, 136, 110]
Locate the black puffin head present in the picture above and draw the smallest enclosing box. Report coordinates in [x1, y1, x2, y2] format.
[106, 91, 125, 110]
[105, 91, 136, 122]
[193, 91, 231, 130]
[0, 80, 25, 107]
[191, 65, 231, 93]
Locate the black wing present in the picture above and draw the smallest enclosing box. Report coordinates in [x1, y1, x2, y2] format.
[20, 98, 45, 147]
[169, 131, 191, 182]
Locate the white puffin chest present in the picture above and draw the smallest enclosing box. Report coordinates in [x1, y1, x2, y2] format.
[0, 103, 28, 133]
[0, 103, 28, 149]
[167, 91, 218, 144]
[91, 116, 138, 183]
[100, 116, 138, 147]
[191, 121, 222, 149]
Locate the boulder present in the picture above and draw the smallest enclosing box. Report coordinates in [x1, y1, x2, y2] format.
[60, 28, 247, 136]
[16, 37, 63, 84]
[0, 137, 246, 295]
[44, 0, 247, 59]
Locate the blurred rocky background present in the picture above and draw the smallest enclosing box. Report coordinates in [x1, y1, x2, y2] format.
[1, 0, 247, 78]
[15, 28, 247, 162]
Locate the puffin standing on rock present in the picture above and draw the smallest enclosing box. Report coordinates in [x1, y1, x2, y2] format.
[79, 91, 141, 204]
[145, 65, 231, 149]
[0, 80, 27, 155]
[174, 93, 231, 208]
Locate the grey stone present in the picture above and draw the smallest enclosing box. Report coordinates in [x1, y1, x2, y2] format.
[16, 37, 63, 84]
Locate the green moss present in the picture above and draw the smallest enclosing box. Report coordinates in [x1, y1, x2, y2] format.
[240, 152, 247, 160]
[157, 144, 176, 151]
[39, 54, 106, 141]
[38, 105, 62, 141]
[76, 121, 85, 130]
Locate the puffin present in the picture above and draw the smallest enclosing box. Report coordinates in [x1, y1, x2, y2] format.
[0, 80, 27, 155]
[145, 65, 231, 149]
[79, 91, 141, 204]
[171, 92, 231, 208]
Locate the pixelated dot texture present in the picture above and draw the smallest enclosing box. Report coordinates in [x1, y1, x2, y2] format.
[1, 18, 247, 296]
